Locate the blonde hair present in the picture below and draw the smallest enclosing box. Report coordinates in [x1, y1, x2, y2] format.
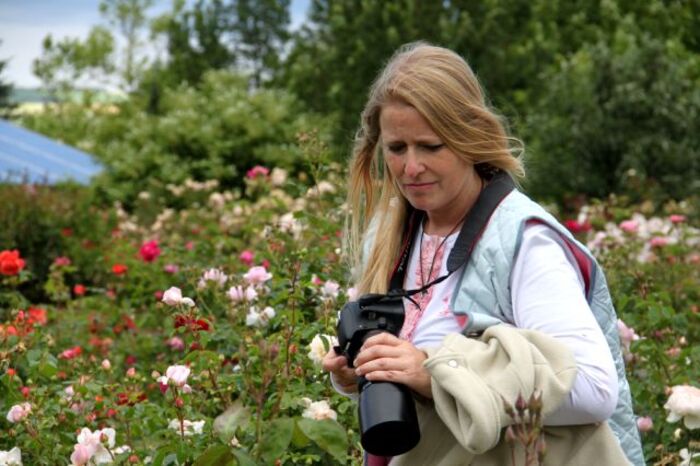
[346, 42, 525, 294]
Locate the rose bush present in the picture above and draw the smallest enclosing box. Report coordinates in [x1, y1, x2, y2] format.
[1, 163, 698, 465]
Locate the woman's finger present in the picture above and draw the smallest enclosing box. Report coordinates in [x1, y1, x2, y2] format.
[361, 332, 402, 350]
[321, 351, 348, 372]
[354, 344, 405, 367]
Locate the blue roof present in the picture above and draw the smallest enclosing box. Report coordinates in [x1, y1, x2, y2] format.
[0, 119, 103, 185]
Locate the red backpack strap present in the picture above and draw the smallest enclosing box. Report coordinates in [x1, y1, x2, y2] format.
[525, 219, 593, 297]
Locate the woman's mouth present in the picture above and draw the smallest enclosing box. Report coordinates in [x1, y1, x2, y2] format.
[404, 182, 435, 191]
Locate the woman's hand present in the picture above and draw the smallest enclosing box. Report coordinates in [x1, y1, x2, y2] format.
[322, 349, 359, 393]
[353, 333, 433, 399]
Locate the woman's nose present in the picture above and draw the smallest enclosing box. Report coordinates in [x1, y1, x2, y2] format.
[404, 149, 424, 177]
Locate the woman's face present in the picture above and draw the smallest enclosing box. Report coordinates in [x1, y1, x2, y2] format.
[380, 101, 479, 227]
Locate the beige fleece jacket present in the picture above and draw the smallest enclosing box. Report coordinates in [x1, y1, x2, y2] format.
[389, 325, 630, 466]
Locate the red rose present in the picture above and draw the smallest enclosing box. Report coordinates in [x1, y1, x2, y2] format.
[564, 219, 592, 234]
[0, 250, 26, 276]
[59, 346, 83, 359]
[27, 307, 47, 326]
[74, 284, 86, 296]
[194, 319, 210, 331]
[139, 240, 161, 263]
[174, 315, 188, 328]
[112, 264, 128, 275]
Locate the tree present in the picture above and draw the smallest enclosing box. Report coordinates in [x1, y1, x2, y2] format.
[279, 0, 451, 150]
[99, 0, 154, 90]
[151, 0, 290, 89]
[32, 27, 116, 98]
[281, 0, 700, 204]
[523, 30, 700, 202]
[232, 0, 290, 88]
[0, 41, 13, 112]
[150, 0, 235, 87]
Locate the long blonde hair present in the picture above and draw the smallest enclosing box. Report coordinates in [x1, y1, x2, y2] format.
[346, 42, 525, 294]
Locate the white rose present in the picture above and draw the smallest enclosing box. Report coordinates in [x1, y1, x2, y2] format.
[307, 334, 337, 366]
[162, 287, 195, 307]
[0, 447, 22, 466]
[665, 384, 700, 429]
[302, 399, 337, 421]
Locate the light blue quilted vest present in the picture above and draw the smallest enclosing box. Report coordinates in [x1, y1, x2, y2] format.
[449, 189, 644, 465]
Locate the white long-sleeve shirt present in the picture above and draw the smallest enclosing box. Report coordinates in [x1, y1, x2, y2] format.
[401, 222, 617, 424]
[334, 222, 618, 425]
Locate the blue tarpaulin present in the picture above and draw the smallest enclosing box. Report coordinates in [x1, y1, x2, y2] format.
[0, 119, 102, 185]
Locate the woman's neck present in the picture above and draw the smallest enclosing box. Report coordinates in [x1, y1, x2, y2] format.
[423, 175, 484, 236]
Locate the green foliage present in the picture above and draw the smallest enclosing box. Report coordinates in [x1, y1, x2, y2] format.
[32, 26, 116, 96]
[0, 160, 698, 464]
[523, 28, 700, 203]
[99, 0, 154, 90]
[0, 40, 13, 112]
[576, 199, 700, 462]
[149, 0, 235, 89]
[232, 0, 291, 88]
[0, 184, 115, 304]
[19, 71, 330, 205]
[280, 0, 700, 201]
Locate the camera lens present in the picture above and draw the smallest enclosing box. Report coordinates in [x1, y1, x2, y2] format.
[358, 379, 420, 456]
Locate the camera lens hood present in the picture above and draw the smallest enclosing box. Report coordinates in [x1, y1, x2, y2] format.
[358, 380, 420, 456]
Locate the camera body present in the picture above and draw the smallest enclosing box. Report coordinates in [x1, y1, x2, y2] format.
[335, 293, 420, 456]
[335, 293, 406, 366]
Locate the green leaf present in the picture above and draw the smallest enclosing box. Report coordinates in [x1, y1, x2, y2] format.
[291, 420, 311, 448]
[38, 361, 58, 378]
[38, 353, 58, 378]
[259, 417, 294, 464]
[232, 449, 257, 466]
[26, 349, 42, 366]
[297, 418, 348, 462]
[193, 445, 233, 466]
[213, 401, 250, 441]
[183, 350, 219, 367]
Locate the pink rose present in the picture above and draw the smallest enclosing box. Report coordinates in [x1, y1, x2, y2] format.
[636, 416, 653, 433]
[239, 250, 255, 266]
[246, 165, 270, 179]
[227, 285, 257, 302]
[619, 220, 639, 234]
[168, 336, 185, 351]
[321, 280, 340, 299]
[6, 402, 31, 423]
[650, 236, 669, 248]
[617, 319, 640, 351]
[165, 365, 190, 387]
[669, 214, 686, 224]
[243, 266, 272, 286]
[70, 443, 94, 466]
[54, 256, 72, 267]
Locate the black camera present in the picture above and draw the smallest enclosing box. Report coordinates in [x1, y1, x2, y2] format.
[334, 293, 420, 456]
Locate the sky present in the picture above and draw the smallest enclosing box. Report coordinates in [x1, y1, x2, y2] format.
[0, 0, 310, 88]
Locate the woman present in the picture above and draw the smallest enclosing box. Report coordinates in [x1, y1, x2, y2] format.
[322, 42, 643, 465]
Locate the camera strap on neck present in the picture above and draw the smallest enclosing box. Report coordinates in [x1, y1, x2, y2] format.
[389, 171, 515, 299]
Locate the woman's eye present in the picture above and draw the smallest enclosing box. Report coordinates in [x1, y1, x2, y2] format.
[424, 144, 444, 152]
[388, 144, 406, 154]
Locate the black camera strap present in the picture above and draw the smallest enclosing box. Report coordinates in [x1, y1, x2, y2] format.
[388, 170, 515, 298]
